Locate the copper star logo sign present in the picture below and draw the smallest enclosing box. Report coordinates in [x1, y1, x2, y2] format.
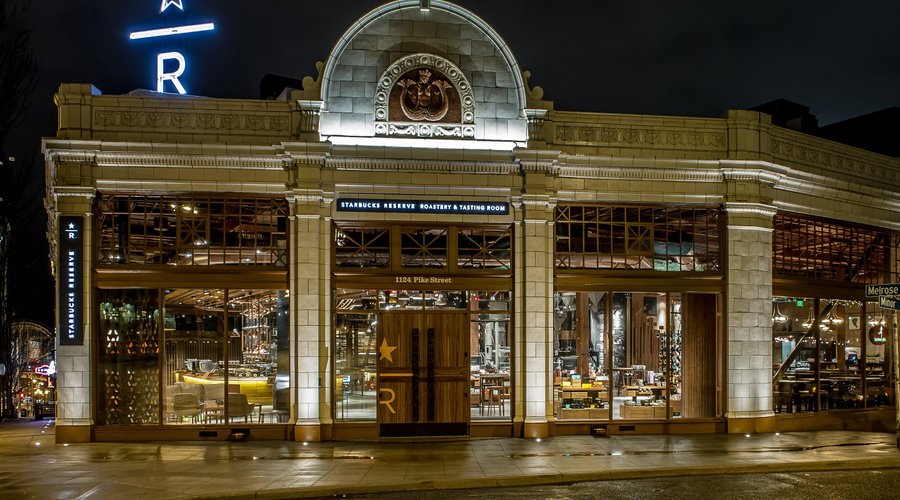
[379, 338, 397, 363]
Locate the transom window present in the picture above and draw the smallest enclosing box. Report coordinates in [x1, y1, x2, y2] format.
[97, 194, 288, 266]
[555, 205, 721, 271]
[335, 224, 512, 272]
[773, 213, 891, 284]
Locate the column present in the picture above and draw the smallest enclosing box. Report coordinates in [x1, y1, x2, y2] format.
[520, 193, 555, 438]
[290, 191, 330, 442]
[53, 187, 95, 443]
[724, 202, 777, 433]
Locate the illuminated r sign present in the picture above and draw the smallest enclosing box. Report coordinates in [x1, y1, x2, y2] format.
[157, 52, 187, 94]
[129, 1, 216, 95]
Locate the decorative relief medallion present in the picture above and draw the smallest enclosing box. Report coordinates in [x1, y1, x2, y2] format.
[395, 69, 455, 122]
[375, 53, 475, 139]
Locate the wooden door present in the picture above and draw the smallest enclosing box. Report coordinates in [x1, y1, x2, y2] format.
[377, 311, 470, 436]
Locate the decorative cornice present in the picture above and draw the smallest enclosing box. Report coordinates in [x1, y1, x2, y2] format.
[723, 202, 777, 218]
[52, 186, 97, 198]
[48, 150, 291, 170]
[325, 157, 519, 174]
[770, 136, 899, 188]
[555, 125, 727, 150]
[93, 109, 291, 133]
[720, 167, 780, 185]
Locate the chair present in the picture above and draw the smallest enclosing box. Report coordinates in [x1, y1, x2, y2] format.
[172, 393, 202, 423]
[226, 393, 255, 423]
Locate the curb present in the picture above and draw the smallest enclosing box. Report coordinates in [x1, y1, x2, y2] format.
[183, 458, 900, 500]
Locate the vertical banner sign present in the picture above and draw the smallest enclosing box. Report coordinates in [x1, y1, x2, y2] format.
[58, 216, 83, 346]
[129, 1, 216, 95]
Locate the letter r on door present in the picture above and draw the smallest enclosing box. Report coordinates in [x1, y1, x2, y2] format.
[379, 388, 396, 414]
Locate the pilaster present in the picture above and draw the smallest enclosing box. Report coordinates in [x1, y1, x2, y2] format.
[52, 187, 96, 442]
[724, 202, 777, 432]
[518, 190, 555, 438]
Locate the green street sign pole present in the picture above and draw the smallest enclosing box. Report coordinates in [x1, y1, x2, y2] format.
[866, 287, 900, 449]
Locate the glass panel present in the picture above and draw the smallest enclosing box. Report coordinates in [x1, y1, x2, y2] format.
[227, 290, 290, 423]
[668, 294, 682, 418]
[864, 302, 892, 407]
[819, 300, 863, 410]
[334, 312, 378, 421]
[98, 289, 160, 425]
[457, 227, 512, 270]
[772, 297, 816, 413]
[553, 292, 610, 421]
[400, 228, 448, 268]
[335, 289, 378, 312]
[96, 195, 287, 266]
[163, 288, 227, 425]
[611, 293, 668, 420]
[470, 300, 511, 421]
[335, 226, 390, 268]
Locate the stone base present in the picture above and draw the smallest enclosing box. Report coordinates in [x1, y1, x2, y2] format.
[56, 425, 92, 443]
[727, 416, 777, 434]
[294, 423, 322, 442]
[523, 421, 549, 439]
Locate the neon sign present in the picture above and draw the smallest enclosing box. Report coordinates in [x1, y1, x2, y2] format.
[336, 198, 509, 215]
[58, 216, 83, 346]
[129, 1, 216, 95]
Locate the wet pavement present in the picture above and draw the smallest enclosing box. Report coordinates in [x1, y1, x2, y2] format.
[0, 419, 899, 499]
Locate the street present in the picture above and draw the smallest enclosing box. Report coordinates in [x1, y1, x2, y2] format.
[325, 470, 900, 500]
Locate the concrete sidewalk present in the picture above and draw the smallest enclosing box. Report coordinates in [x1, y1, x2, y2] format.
[1, 419, 899, 500]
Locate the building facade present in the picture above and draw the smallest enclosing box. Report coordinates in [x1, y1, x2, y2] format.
[44, 0, 899, 443]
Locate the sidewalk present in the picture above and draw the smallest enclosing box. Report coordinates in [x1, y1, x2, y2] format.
[1, 419, 899, 500]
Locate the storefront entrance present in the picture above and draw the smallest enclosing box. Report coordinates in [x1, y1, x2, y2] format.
[377, 311, 470, 437]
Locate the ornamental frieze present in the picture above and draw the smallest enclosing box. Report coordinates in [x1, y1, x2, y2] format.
[94, 109, 290, 132]
[555, 125, 727, 150]
[770, 139, 897, 185]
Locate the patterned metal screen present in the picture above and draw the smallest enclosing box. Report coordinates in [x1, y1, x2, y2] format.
[555, 205, 721, 271]
[97, 194, 288, 266]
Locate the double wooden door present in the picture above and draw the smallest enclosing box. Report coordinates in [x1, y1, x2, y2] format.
[377, 311, 470, 437]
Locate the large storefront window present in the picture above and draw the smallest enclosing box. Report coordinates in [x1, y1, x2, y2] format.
[99, 288, 289, 426]
[771, 213, 896, 414]
[165, 289, 289, 425]
[554, 291, 718, 421]
[772, 298, 894, 413]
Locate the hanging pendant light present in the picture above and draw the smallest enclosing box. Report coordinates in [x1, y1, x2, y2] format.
[772, 302, 788, 324]
[801, 307, 815, 330]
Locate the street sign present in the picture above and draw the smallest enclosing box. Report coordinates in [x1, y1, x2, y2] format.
[865, 283, 900, 298]
[879, 296, 900, 310]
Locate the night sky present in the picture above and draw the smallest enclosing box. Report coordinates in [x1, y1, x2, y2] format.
[5, 0, 900, 326]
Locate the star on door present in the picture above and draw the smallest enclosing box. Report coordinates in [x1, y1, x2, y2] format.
[379, 338, 397, 363]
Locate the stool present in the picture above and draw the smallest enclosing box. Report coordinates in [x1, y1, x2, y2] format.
[258, 409, 290, 423]
[481, 386, 502, 416]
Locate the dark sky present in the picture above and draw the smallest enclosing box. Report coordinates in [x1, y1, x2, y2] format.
[6, 0, 900, 325]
